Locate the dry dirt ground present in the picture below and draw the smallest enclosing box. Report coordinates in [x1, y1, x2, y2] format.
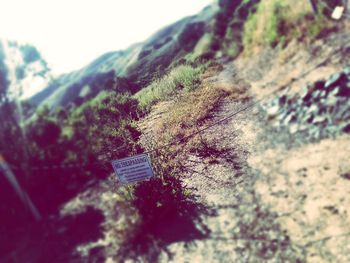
[140, 32, 350, 263]
[60, 32, 350, 262]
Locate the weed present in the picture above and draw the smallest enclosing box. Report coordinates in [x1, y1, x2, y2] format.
[135, 65, 202, 112]
[243, 0, 339, 54]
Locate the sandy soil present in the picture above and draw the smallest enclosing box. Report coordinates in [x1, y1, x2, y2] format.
[250, 136, 350, 263]
[60, 31, 350, 263]
[156, 31, 350, 262]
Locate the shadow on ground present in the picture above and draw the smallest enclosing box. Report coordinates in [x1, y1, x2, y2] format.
[1, 206, 104, 263]
[193, 139, 246, 178]
[0, 162, 107, 263]
[116, 175, 215, 262]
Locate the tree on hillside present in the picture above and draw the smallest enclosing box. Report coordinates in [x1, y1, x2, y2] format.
[0, 43, 26, 167]
[0, 43, 37, 228]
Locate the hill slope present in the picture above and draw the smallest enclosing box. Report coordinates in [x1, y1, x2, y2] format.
[0, 40, 51, 100]
[28, 4, 220, 110]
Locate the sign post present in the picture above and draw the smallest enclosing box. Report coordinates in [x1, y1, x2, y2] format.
[111, 154, 154, 185]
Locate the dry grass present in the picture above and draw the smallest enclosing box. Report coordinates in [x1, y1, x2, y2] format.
[151, 76, 248, 160]
[152, 85, 228, 156]
[135, 65, 201, 112]
[243, 0, 339, 55]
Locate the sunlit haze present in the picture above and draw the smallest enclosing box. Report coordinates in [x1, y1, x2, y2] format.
[0, 0, 213, 74]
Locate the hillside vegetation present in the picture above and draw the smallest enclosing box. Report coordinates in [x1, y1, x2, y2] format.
[1, 0, 349, 262]
[243, 0, 340, 53]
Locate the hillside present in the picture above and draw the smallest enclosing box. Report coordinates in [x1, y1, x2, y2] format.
[1, 0, 260, 112]
[1, 0, 350, 262]
[0, 40, 51, 99]
[26, 0, 260, 112]
[28, 4, 220, 110]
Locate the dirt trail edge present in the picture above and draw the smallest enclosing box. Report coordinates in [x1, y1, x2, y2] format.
[149, 67, 304, 263]
[141, 33, 350, 262]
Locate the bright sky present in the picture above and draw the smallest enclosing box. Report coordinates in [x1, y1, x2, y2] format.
[0, 0, 213, 74]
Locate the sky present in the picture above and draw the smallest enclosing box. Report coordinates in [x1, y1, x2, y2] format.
[0, 0, 213, 74]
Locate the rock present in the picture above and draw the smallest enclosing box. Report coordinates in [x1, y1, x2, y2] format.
[279, 95, 287, 105]
[269, 70, 349, 138]
[336, 85, 350, 97]
[288, 96, 299, 106]
[300, 85, 309, 99]
[267, 104, 280, 118]
[314, 80, 325, 90]
[342, 123, 350, 133]
[317, 102, 328, 115]
[324, 95, 338, 106]
[312, 90, 321, 101]
[341, 172, 350, 180]
[322, 126, 332, 136]
[313, 115, 327, 124]
[298, 125, 308, 132]
[289, 124, 299, 134]
[343, 67, 350, 76]
[306, 105, 318, 115]
[302, 91, 313, 104]
[277, 110, 287, 120]
[325, 72, 347, 90]
[333, 107, 344, 121]
[340, 109, 350, 120]
[272, 120, 281, 128]
[319, 90, 326, 98]
[283, 113, 296, 125]
[310, 127, 321, 138]
[329, 87, 340, 97]
[306, 114, 314, 124]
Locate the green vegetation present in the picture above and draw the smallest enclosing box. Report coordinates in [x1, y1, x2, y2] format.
[186, 33, 213, 62]
[243, 0, 338, 53]
[1, 89, 141, 214]
[2, 0, 348, 260]
[135, 65, 202, 112]
[116, 63, 242, 261]
[207, 0, 260, 59]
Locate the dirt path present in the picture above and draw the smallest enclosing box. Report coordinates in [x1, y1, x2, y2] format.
[150, 34, 350, 262]
[58, 32, 350, 262]
[155, 65, 304, 262]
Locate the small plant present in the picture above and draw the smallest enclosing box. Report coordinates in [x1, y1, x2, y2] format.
[115, 134, 211, 262]
[243, 0, 338, 54]
[135, 65, 201, 112]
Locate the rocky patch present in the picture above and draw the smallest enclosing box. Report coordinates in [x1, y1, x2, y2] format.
[264, 67, 350, 140]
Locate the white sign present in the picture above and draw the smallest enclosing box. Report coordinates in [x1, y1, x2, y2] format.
[111, 154, 154, 184]
[332, 6, 345, 20]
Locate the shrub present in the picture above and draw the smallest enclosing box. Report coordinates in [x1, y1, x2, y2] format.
[135, 65, 201, 112]
[243, 0, 338, 53]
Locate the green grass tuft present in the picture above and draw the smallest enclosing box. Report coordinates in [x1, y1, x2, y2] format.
[243, 0, 338, 54]
[135, 65, 202, 112]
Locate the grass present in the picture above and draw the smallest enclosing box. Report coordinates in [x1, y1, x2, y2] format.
[155, 85, 228, 153]
[70, 91, 110, 117]
[118, 64, 250, 259]
[135, 65, 202, 112]
[149, 65, 248, 159]
[114, 65, 235, 260]
[243, 0, 338, 54]
[186, 33, 213, 62]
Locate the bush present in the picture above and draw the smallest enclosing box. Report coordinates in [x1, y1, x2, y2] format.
[243, 0, 338, 53]
[135, 65, 201, 112]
